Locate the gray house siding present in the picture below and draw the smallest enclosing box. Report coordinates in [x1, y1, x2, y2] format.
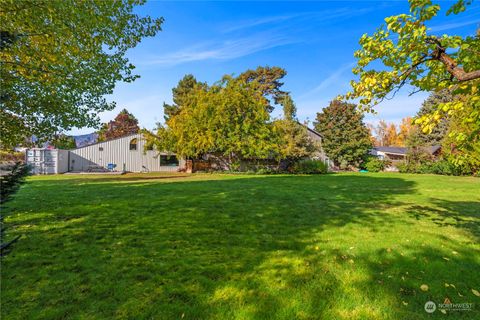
[305, 127, 331, 167]
[69, 133, 184, 172]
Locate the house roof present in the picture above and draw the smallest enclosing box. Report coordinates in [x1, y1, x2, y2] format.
[373, 145, 441, 155]
[296, 121, 322, 138]
[427, 145, 442, 154]
[374, 146, 407, 155]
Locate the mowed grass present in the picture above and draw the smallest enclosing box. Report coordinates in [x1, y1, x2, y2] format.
[1, 172, 479, 319]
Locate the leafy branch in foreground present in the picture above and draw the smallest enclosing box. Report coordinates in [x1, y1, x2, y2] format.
[343, 0, 479, 166]
[0, 0, 163, 148]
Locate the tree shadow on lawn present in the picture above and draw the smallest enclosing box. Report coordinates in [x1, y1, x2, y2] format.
[2, 174, 479, 319]
[408, 199, 480, 240]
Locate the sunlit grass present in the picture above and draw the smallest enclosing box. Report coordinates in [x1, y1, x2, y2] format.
[2, 172, 479, 319]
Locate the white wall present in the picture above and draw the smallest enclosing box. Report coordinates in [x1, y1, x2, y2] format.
[69, 133, 184, 172]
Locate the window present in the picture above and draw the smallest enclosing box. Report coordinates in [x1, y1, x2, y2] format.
[99, 147, 104, 151]
[129, 138, 137, 151]
[160, 155, 179, 166]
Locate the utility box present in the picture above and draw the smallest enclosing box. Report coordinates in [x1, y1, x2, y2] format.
[26, 148, 69, 174]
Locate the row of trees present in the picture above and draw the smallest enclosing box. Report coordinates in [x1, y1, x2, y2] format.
[368, 118, 414, 147]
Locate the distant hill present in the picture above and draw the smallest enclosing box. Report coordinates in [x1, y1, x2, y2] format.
[73, 133, 98, 148]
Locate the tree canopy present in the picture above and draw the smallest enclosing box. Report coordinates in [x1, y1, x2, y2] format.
[237, 66, 288, 113]
[51, 134, 76, 150]
[151, 76, 273, 168]
[149, 68, 320, 170]
[314, 100, 372, 168]
[344, 0, 479, 160]
[0, 0, 163, 148]
[97, 109, 140, 141]
[162, 74, 207, 121]
[416, 90, 452, 144]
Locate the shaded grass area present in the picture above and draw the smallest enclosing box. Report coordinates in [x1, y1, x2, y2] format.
[1, 173, 479, 319]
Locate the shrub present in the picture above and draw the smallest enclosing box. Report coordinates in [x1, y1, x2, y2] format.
[396, 162, 409, 173]
[397, 159, 474, 176]
[0, 150, 25, 163]
[0, 162, 30, 204]
[291, 159, 328, 174]
[1, 162, 30, 255]
[256, 167, 277, 175]
[363, 157, 388, 172]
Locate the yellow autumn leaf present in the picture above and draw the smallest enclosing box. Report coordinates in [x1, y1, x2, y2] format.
[420, 284, 429, 291]
[472, 289, 480, 297]
[440, 309, 447, 314]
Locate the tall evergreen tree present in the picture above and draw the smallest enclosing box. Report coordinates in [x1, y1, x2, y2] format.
[238, 66, 288, 112]
[281, 95, 297, 120]
[314, 100, 372, 168]
[416, 90, 452, 145]
[163, 74, 206, 121]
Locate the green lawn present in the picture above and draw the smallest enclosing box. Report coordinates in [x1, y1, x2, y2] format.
[2, 172, 479, 319]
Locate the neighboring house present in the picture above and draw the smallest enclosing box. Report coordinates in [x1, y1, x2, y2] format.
[304, 125, 332, 167]
[371, 146, 441, 161]
[371, 146, 441, 171]
[370, 147, 409, 161]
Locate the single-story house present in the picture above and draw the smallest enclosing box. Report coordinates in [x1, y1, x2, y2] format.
[371, 145, 441, 161]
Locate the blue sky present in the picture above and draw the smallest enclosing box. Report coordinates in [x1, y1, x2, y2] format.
[70, 0, 480, 135]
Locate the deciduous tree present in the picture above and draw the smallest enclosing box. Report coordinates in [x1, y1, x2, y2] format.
[0, 0, 163, 148]
[398, 117, 416, 147]
[51, 134, 76, 150]
[151, 76, 275, 168]
[344, 0, 479, 150]
[385, 123, 400, 146]
[416, 90, 452, 144]
[97, 109, 140, 141]
[373, 120, 388, 146]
